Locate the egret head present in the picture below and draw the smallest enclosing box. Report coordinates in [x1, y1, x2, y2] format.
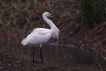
[42, 12, 54, 17]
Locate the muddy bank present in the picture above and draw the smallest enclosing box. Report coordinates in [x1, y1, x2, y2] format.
[0, 53, 61, 71]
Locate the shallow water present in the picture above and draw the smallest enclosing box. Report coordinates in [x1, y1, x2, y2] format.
[0, 41, 106, 71]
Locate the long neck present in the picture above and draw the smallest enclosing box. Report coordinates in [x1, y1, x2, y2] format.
[43, 15, 56, 29]
[42, 15, 60, 39]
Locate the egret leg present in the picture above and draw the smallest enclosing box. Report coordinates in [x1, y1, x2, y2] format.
[32, 47, 37, 63]
[40, 47, 43, 63]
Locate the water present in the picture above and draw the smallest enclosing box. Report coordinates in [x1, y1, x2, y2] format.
[41, 44, 96, 66]
[0, 41, 106, 71]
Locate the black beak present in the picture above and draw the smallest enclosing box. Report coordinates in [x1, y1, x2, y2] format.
[50, 14, 55, 17]
[50, 14, 59, 18]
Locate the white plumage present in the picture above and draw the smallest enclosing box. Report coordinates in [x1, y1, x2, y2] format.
[21, 12, 60, 46]
[21, 28, 51, 45]
[21, 12, 60, 63]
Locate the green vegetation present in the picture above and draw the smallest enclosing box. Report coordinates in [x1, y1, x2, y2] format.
[81, 0, 106, 27]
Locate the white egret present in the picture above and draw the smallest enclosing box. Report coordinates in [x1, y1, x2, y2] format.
[21, 12, 60, 63]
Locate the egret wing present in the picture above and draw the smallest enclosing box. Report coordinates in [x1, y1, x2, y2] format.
[27, 28, 51, 38]
[23, 28, 51, 45]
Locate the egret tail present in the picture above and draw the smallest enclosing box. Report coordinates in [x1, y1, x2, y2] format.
[21, 38, 28, 46]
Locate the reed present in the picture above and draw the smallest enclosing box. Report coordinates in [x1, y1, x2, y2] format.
[81, 0, 106, 27]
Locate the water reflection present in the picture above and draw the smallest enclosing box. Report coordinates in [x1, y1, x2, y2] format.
[0, 41, 106, 71]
